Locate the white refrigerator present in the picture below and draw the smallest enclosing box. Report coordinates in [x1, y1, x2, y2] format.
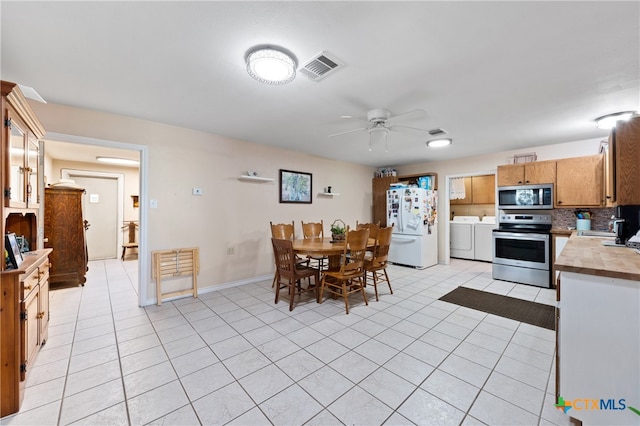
[386, 187, 438, 269]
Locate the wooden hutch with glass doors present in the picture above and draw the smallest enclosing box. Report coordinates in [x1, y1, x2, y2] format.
[1, 80, 52, 417]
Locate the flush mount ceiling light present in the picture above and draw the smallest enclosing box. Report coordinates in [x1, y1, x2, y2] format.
[594, 111, 637, 129]
[96, 156, 139, 166]
[245, 45, 297, 85]
[426, 138, 452, 148]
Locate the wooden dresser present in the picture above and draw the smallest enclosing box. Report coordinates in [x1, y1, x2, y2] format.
[0, 249, 52, 417]
[44, 186, 88, 287]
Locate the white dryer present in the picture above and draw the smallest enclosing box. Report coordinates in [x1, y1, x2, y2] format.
[450, 216, 480, 260]
[474, 216, 496, 262]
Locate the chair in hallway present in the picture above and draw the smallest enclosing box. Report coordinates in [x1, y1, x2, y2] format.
[318, 227, 369, 314]
[364, 225, 394, 301]
[121, 220, 139, 260]
[301, 220, 326, 270]
[271, 238, 320, 311]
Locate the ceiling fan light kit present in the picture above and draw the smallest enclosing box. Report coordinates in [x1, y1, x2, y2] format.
[426, 138, 452, 148]
[594, 111, 637, 129]
[245, 45, 297, 85]
[329, 108, 431, 152]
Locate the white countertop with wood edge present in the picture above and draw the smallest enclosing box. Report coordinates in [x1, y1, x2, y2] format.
[555, 232, 640, 281]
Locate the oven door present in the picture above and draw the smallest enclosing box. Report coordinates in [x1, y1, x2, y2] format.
[492, 230, 550, 270]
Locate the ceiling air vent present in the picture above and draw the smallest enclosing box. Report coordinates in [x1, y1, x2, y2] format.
[299, 51, 344, 82]
[428, 128, 447, 136]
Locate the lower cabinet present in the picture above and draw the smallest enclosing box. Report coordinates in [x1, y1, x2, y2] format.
[557, 271, 639, 425]
[0, 249, 52, 417]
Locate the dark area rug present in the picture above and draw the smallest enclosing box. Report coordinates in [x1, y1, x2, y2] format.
[439, 287, 556, 330]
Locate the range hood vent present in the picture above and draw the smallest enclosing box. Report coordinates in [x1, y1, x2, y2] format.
[299, 51, 343, 82]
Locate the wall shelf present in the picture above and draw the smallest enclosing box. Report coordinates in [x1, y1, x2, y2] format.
[238, 176, 274, 182]
[318, 192, 340, 196]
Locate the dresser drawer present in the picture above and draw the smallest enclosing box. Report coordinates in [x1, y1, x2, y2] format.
[21, 268, 39, 300]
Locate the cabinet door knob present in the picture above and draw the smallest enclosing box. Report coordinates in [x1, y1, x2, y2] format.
[24, 285, 32, 291]
[37, 311, 45, 319]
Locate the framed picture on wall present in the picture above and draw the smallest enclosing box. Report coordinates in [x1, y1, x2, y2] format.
[279, 169, 312, 204]
[5, 233, 23, 269]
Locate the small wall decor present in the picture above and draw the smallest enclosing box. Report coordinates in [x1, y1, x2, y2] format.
[131, 195, 139, 208]
[279, 169, 312, 204]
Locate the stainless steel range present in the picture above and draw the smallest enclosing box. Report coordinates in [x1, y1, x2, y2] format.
[492, 213, 552, 288]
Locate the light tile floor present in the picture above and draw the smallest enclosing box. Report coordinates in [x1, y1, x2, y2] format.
[3, 258, 573, 426]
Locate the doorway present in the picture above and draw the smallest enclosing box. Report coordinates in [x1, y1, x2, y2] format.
[64, 172, 122, 260]
[44, 132, 149, 306]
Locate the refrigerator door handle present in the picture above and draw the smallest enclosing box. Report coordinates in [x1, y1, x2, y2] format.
[392, 236, 416, 242]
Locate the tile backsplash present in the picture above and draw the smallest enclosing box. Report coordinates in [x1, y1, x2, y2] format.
[552, 207, 615, 231]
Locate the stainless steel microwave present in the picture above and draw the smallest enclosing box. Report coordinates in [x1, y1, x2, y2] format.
[497, 184, 553, 210]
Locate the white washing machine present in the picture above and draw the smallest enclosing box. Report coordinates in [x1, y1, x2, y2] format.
[450, 216, 480, 259]
[474, 216, 496, 262]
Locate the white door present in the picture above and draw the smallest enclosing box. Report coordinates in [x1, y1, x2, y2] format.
[71, 175, 119, 260]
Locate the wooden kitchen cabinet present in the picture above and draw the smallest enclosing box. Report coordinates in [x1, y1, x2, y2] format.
[613, 116, 640, 205]
[372, 176, 398, 227]
[471, 175, 495, 204]
[555, 154, 604, 207]
[497, 160, 556, 186]
[0, 249, 52, 417]
[450, 175, 495, 205]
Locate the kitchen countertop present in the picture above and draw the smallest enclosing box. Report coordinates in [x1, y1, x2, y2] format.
[555, 232, 640, 281]
[551, 228, 573, 236]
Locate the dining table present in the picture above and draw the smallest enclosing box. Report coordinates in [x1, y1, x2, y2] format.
[292, 237, 376, 269]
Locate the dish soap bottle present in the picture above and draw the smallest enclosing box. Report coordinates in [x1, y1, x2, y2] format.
[608, 215, 615, 232]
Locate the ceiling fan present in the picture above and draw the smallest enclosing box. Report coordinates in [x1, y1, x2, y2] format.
[328, 108, 430, 151]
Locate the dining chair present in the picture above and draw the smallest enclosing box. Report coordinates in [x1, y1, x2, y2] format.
[356, 221, 380, 239]
[270, 221, 306, 287]
[364, 225, 394, 301]
[318, 227, 369, 314]
[271, 238, 320, 311]
[270, 221, 296, 240]
[301, 220, 326, 270]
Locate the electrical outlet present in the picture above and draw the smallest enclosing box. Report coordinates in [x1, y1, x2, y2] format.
[227, 247, 234, 255]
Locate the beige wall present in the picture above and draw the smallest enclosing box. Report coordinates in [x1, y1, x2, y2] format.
[398, 137, 605, 261]
[32, 102, 374, 304]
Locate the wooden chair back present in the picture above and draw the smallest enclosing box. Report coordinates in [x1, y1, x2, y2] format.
[271, 238, 297, 280]
[270, 221, 295, 240]
[370, 225, 393, 268]
[338, 227, 369, 277]
[301, 220, 324, 239]
[356, 221, 380, 239]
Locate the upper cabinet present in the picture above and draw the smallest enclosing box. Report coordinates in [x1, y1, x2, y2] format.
[555, 155, 604, 207]
[2, 81, 46, 267]
[497, 161, 556, 186]
[2, 81, 46, 210]
[471, 174, 495, 204]
[613, 116, 640, 206]
[450, 175, 495, 205]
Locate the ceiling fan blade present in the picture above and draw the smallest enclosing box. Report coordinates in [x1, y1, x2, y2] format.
[389, 124, 430, 135]
[386, 108, 426, 125]
[328, 127, 368, 138]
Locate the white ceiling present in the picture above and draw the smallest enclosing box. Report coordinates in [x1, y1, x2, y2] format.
[2, 1, 638, 168]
